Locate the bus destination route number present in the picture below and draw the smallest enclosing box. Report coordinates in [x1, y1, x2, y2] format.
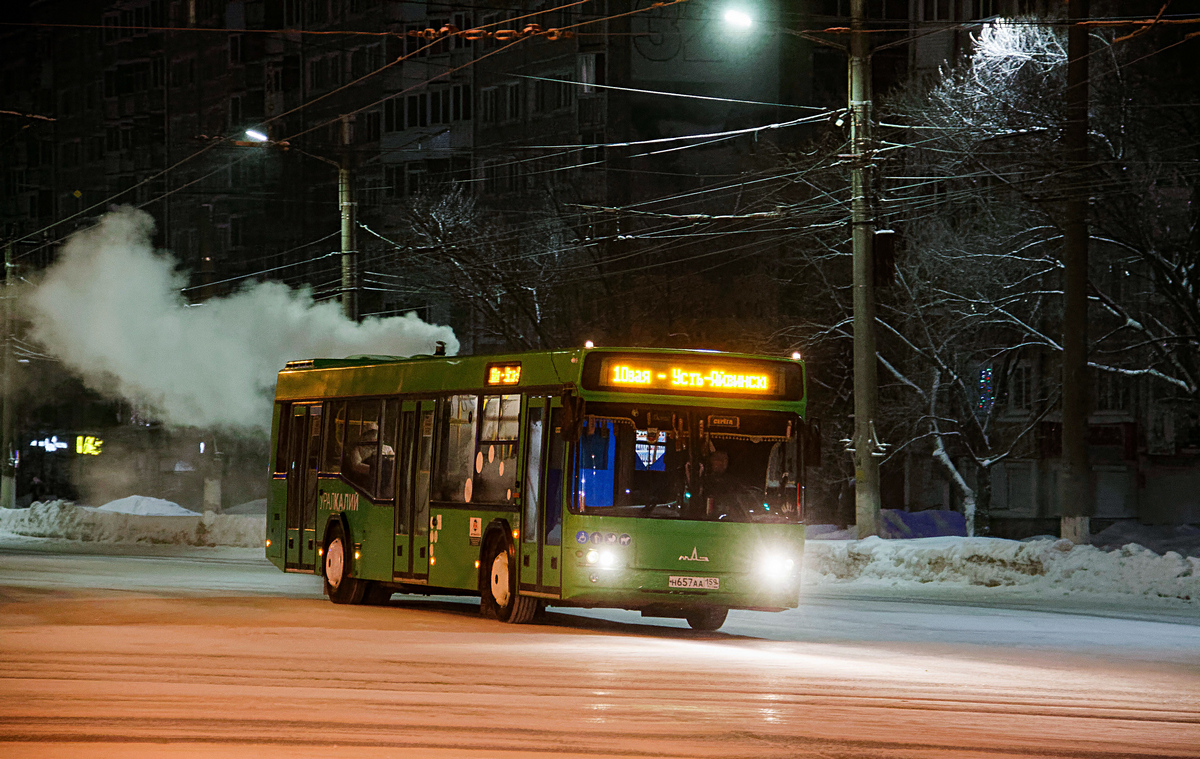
[603, 357, 777, 395]
[668, 576, 720, 589]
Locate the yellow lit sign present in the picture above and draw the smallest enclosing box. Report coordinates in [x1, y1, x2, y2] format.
[604, 361, 776, 394]
[486, 363, 522, 386]
[76, 435, 104, 455]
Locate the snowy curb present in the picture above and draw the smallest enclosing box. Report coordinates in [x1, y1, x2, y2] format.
[0, 500, 265, 548]
[804, 536, 1199, 602]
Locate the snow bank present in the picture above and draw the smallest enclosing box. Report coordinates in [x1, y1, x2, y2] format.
[805, 536, 1199, 602]
[0, 500, 264, 547]
[808, 509, 967, 541]
[1090, 521, 1200, 558]
[96, 495, 198, 517]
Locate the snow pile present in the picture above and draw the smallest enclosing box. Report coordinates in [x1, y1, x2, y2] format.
[224, 498, 267, 516]
[0, 500, 264, 547]
[808, 509, 967, 541]
[805, 536, 1200, 601]
[1090, 522, 1200, 558]
[96, 495, 198, 517]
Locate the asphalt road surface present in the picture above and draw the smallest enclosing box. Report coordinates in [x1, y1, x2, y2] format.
[1, 538, 1197, 758]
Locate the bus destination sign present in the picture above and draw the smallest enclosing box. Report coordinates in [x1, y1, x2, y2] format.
[599, 357, 780, 395]
[486, 362, 522, 386]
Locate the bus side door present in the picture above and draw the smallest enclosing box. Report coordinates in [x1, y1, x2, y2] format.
[394, 400, 434, 580]
[285, 403, 321, 570]
[519, 396, 563, 594]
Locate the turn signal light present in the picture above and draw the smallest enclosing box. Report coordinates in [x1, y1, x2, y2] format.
[264, 539, 271, 547]
[317, 547, 324, 557]
[474, 560, 480, 568]
[354, 550, 361, 560]
[512, 529, 519, 539]
[430, 556, 437, 565]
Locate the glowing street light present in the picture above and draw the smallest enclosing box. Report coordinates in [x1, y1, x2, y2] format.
[244, 129, 269, 143]
[723, 8, 752, 29]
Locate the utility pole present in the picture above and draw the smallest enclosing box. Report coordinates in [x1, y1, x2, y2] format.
[1, 241, 15, 510]
[339, 115, 358, 322]
[849, 0, 881, 538]
[1060, 0, 1091, 544]
[339, 164, 358, 321]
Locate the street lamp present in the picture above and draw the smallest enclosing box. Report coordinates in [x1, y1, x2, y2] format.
[233, 126, 358, 321]
[723, 9, 752, 29]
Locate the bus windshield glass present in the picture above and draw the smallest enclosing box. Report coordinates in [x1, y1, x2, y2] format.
[572, 404, 800, 523]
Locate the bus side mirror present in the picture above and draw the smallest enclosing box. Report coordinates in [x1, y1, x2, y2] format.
[560, 390, 584, 442]
[804, 419, 821, 468]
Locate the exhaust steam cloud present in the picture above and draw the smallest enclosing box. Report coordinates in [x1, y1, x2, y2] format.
[24, 208, 459, 430]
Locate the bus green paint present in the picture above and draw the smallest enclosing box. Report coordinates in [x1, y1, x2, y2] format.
[268, 347, 811, 627]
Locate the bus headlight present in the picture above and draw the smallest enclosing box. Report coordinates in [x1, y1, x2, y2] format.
[758, 553, 795, 581]
[586, 549, 600, 565]
[586, 549, 620, 569]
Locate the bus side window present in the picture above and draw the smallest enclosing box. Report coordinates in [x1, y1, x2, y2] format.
[343, 399, 382, 494]
[273, 402, 290, 473]
[475, 394, 520, 504]
[378, 399, 399, 500]
[434, 395, 477, 502]
[323, 400, 345, 474]
[545, 408, 565, 545]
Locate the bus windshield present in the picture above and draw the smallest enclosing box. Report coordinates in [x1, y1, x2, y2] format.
[572, 404, 800, 523]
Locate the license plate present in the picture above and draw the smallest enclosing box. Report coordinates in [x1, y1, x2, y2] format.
[668, 575, 719, 589]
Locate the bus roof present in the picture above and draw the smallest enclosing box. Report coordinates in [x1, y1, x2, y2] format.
[274, 347, 806, 412]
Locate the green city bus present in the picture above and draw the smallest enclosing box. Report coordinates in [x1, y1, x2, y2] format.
[267, 346, 817, 631]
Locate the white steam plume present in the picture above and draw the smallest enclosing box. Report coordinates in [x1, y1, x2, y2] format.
[24, 207, 459, 430]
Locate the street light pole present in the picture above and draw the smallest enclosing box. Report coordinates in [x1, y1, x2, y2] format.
[1, 241, 15, 510]
[1060, 0, 1092, 543]
[849, 0, 881, 538]
[339, 162, 358, 322]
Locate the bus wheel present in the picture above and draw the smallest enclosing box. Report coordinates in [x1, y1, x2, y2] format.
[685, 607, 728, 632]
[323, 524, 365, 605]
[360, 582, 393, 606]
[482, 537, 537, 624]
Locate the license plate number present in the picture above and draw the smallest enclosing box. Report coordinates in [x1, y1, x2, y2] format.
[668, 575, 719, 589]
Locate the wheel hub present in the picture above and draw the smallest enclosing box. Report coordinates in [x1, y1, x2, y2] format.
[490, 551, 510, 608]
[325, 539, 344, 590]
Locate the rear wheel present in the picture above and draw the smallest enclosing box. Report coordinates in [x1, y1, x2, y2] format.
[685, 607, 728, 631]
[360, 582, 393, 606]
[323, 523, 365, 604]
[481, 534, 537, 624]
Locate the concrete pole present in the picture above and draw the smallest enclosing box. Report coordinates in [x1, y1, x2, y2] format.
[339, 164, 358, 321]
[850, 0, 881, 538]
[1, 241, 15, 510]
[1059, 0, 1092, 544]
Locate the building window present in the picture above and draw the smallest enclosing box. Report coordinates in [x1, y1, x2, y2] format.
[452, 84, 472, 120]
[1095, 372, 1130, 412]
[229, 34, 243, 65]
[971, 0, 1001, 18]
[924, 0, 953, 21]
[504, 82, 522, 121]
[384, 97, 402, 132]
[481, 87, 499, 123]
[1009, 362, 1032, 412]
[579, 53, 605, 93]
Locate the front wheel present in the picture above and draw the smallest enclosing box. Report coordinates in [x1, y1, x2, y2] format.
[686, 607, 728, 631]
[323, 524, 365, 604]
[481, 536, 538, 624]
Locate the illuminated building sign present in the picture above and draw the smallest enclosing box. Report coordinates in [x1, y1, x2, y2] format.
[596, 357, 782, 396]
[76, 435, 104, 456]
[30, 436, 68, 453]
[486, 363, 522, 386]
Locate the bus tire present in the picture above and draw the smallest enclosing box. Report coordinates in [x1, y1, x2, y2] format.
[686, 606, 728, 631]
[323, 522, 365, 605]
[482, 534, 537, 624]
[360, 582, 393, 606]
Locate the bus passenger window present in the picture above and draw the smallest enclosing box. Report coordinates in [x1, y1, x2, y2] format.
[323, 400, 345, 474]
[545, 408, 565, 545]
[343, 399, 384, 494]
[378, 399, 399, 500]
[434, 395, 477, 502]
[274, 403, 290, 473]
[474, 394, 520, 504]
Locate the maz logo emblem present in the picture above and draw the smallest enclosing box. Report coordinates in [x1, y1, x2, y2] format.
[678, 547, 709, 562]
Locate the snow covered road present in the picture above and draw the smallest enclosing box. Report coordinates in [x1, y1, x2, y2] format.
[1, 538, 1198, 757]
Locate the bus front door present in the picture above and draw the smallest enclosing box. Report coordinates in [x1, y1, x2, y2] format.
[285, 403, 321, 570]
